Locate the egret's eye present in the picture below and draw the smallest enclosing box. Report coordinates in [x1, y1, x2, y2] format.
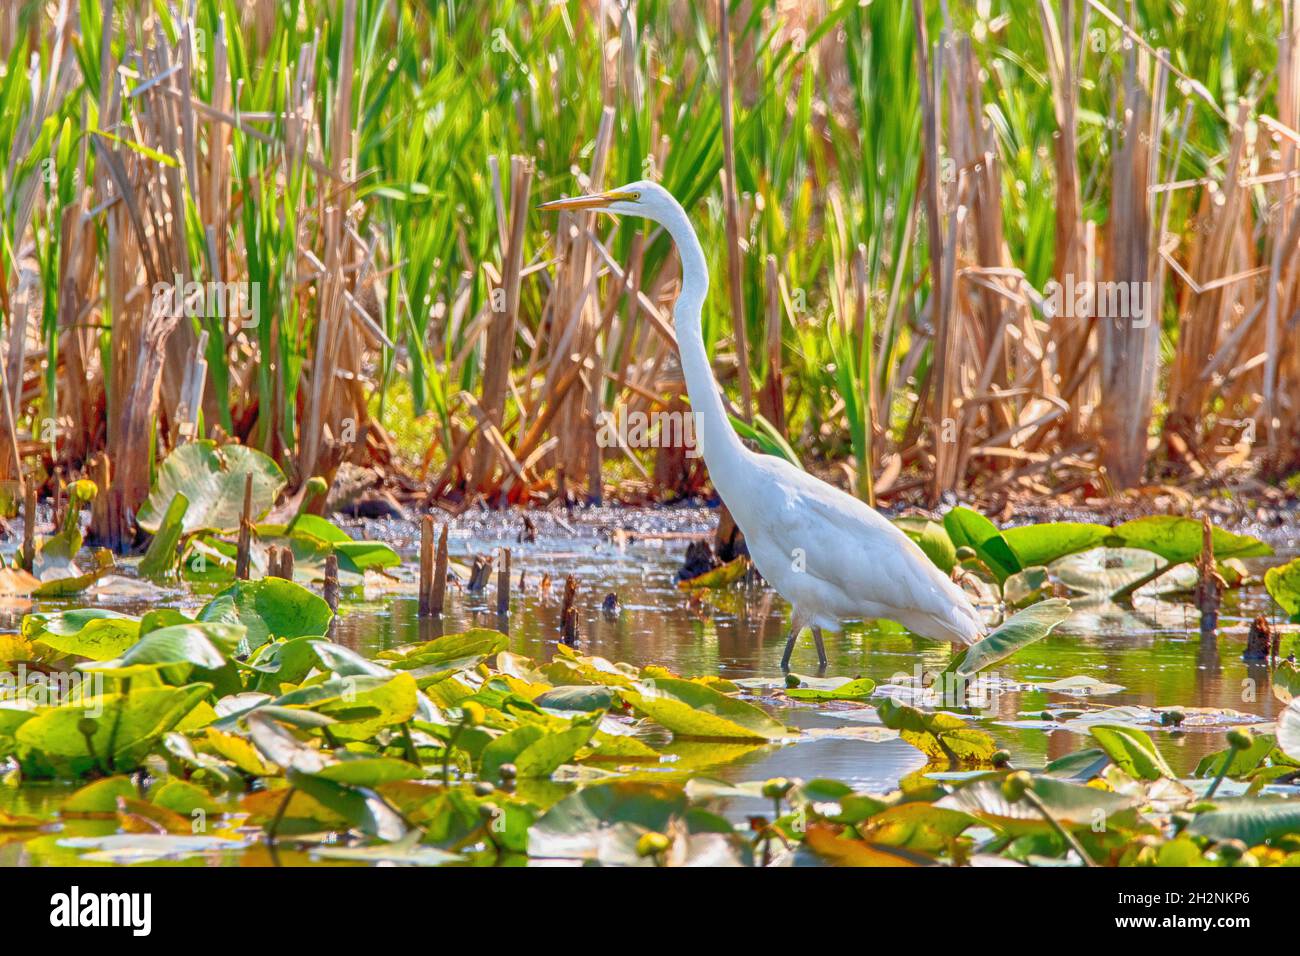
[631, 192, 641, 201]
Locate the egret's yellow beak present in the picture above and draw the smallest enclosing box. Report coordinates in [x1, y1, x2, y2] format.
[538, 190, 635, 212]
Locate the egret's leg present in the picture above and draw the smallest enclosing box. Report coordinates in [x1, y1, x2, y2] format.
[812, 627, 828, 668]
[780, 625, 800, 671]
[780, 611, 808, 671]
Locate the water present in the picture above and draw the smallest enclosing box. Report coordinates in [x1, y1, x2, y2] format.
[328, 508, 1297, 784]
[1, 506, 1296, 864]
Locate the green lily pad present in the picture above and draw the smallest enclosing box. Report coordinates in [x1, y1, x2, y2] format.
[1186, 798, 1300, 845]
[947, 599, 1072, 678]
[24, 609, 141, 661]
[1265, 558, 1300, 623]
[137, 440, 285, 535]
[197, 578, 333, 653]
[876, 699, 995, 763]
[1001, 522, 1110, 569]
[785, 677, 877, 702]
[1108, 516, 1272, 564]
[480, 712, 602, 780]
[17, 683, 211, 767]
[1088, 724, 1174, 780]
[620, 678, 787, 741]
[943, 507, 1020, 583]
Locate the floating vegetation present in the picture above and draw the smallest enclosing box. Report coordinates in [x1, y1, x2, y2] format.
[1, 525, 1298, 868]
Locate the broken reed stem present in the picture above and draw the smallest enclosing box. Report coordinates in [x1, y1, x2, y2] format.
[323, 553, 340, 613]
[430, 523, 449, 618]
[418, 515, 434, 617]
[22, 478, 36, 569]
[561, 573, 578, 644]
[497, 547, 511, 616]
[1243, 616, 1275, 662]
[1194, 515, 1222, 633]
[235, 473, 253, 580]
[279, 547, 294, 581]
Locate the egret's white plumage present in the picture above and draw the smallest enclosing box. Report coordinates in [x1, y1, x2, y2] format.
[542, 181, 985, 668]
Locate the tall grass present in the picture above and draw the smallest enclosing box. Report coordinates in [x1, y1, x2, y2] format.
[0, 0, 1295, 532]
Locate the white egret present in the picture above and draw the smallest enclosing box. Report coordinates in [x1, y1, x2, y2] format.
[541, 182, 985, 669]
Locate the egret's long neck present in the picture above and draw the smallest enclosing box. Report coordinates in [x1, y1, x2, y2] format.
[655, 202, 747, 476]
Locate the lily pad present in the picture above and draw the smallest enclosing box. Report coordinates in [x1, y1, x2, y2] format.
[197, 578, 333, 653]
[137, 440, 285, 535]
[620, 678, 787, 741]
[943, 507, 1020, 583]
[946, 599, 1072, 678]
[24, 609, 141, 661]
[1265, 558, 1300, 623]
[1186, 798, 1300, 845]
[1088, 724, 1174, 780]
[785, 677, 877, 702]
[1109, 516, 1272, 564]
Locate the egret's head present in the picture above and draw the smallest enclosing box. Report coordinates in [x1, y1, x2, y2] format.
[538, 180, 672, 221]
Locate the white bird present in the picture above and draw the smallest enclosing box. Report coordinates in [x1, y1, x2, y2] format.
[541, 182, 985, 669]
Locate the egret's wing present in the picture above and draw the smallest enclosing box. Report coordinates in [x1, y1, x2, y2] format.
[749, 456, 982, 641]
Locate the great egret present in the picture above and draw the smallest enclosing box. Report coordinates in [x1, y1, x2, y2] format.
[541, 182, 985, 669]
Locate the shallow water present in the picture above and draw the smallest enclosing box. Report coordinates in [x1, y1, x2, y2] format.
[2, 505, 1298, 864]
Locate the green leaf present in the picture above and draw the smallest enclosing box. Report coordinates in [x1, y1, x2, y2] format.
[1194, 734, 1277, 779]
[942, 507, 1021, 582]
[527, 781, 689, 862]
[896, 519, 957, 574]
[197, 578, 333, 653]
[314, 757, 425, 787]
[785, 677, 877, 702]
[378, 630, 510, 671]
[481, 713, 602, 780]
[1265, 558, 1300, 623]
[1001, 522, 1110, 569]
[287, 770, 408, 841]
[1088, 724, 1174, 780]
[620, 678, 788, 741]
[62, 776, 138, 815]
[676, 555, 750, 590]
[80, 623, 244, 674]
[937, 775, 1137, 833]
[23, 610, 140, 661]
[17, 684, 211, 767]
[151, 779, 220, 817]
[947, 599, 1072, 678]
[876, 699, 996, 763]
[246, 713, 329, 774]
[1187, 799, 1300, 845]
[138, 493, 189, 580]
[335, 541, 401, 573]
[137, 440, 285, 535]
[316, 672, 419, 741]
[1002, 566, 1051, 608]
[859, 802, 983, 853]
[534, 685, 617, 712]
[1109, 516, 1272, 565]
